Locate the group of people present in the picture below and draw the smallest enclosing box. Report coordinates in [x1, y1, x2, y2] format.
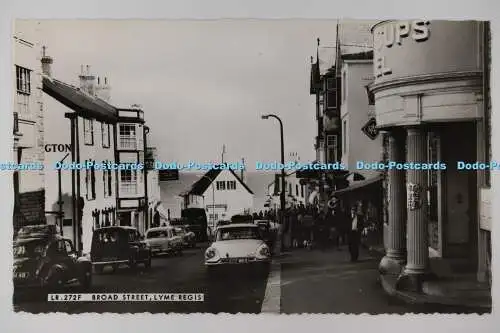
[276, 201, 373, 262]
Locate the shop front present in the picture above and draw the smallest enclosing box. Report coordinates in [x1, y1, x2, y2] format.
[369, 20, 489, 290]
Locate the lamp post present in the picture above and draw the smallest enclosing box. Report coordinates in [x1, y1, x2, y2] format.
[57, 153, 70, 235]
[201, 175, 216, 229]
[261, 114, 286, 254]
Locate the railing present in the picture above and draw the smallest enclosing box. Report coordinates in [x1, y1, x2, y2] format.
[119, 136, 137, 150]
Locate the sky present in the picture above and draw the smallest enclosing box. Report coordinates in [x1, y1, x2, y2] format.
[25, 19, 374, 171]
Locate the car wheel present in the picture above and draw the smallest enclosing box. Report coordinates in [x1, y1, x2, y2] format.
[144, 255, 152, 269]
[81, 269, 92, 291]
[129, 257, 138, 270]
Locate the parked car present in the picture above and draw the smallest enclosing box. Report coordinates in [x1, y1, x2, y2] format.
[144, 226, 184, 256]
[205, 223, 271, 277]
[254, 220, 276, 251]
[175, 226, 196, 248]
[181, 208, 208, 242]
[90, 226, 151, 273]
[13, 230, 92, 292]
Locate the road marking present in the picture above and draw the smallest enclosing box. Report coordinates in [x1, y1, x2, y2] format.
[261, 261, 281, 313]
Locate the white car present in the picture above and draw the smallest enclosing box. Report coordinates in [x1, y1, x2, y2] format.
[204, 223, 271, 275]
[144, 226, 184, 256]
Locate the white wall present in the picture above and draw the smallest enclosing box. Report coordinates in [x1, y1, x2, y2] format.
[202, 170, 253, 222]
[341, 61, 383, 179]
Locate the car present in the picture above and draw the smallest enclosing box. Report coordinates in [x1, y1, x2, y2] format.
[174, 226, 196, 248]
[144, 226, 184, 256]
[254, 220, 276, 251]
[181, 208, 208, 242]
[90, 226, 151, 273]
[13, 230, 92, 292]
[204, 223, 271, 277]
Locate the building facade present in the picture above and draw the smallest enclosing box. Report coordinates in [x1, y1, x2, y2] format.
[369, 20, 491, 289]
[145, 146, 162, 228]
[181, 167, 254, 227]
[267, 171, 310, 209]
[115, 107, 148, 233]
[13, 22, 46, 231]
[42, 65, 118, 254]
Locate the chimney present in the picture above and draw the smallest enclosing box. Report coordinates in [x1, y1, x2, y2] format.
[41, 46, 53, 76]
[78, 64, 96, 96]
[95, 75, 111, 102]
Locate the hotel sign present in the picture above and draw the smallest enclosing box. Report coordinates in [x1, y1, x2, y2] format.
[361, 118, 379, 140]
[374, 20, 430, 79]
[372, 21, 481, 85]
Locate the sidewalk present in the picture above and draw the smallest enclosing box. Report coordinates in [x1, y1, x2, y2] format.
[370, 247, 492, 312]
[269, 246, 415, 314]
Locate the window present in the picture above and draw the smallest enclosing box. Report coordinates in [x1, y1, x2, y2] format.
[16, 66, 31, 115]
[342, 71, 346, 102]
[13, 112, 19, 133]
[326, 77, 336, 90]
[301, 185, 304, 198]
[343, 120, 347, 153]
[296, 184, 299, 196]
[288, 183, 292, 195]
[102, 122, 110, 148]
[209, 214, 219, 221]
[227, 180, 236, 190]
[103, 166, 113, 197]
[120, 170, 138, 194]
[85, 160, 96, 200]
[326, 90, 337, 109]
[327, 134, 338, 163]
[216, 181, 226, 190]
[83, 119, 94, 145]
[119, 124, 137, 149]
[16, 66, 31, 94]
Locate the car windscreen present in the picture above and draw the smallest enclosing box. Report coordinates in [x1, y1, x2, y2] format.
[14, 239, 47, 259]
[216, 227, 261, 241]
[93, 229, 122, 244]
[146, 230, 168, 239]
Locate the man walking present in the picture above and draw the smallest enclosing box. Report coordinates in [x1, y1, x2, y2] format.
[348, 205, 363, 262]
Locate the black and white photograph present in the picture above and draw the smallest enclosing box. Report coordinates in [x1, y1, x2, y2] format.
[10, 18, 493, 315]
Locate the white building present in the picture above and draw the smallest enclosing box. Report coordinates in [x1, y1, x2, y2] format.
[267, 171, 310, 209]
[181, 167, 254, 226]
[13, 21, 46, 231]
[42, 64, 118, 254]
[340, 51, 383, 180]
[145, 147, 163, 227]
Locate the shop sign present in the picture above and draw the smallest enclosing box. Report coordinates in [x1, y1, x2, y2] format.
[361, 118, 379, 140]
[374, 20, 431, 79]
[407, 183, 422, 210]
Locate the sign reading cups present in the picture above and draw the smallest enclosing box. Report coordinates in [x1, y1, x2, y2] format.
[372, 20, 481, 84]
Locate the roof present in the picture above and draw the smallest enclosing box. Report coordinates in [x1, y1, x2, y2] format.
[182, 166, 254, 196]
[332, 174, 383, 195]
[42, 76, 118, 123]
[217, 223, 257, 229]
[341, 50, 373, 61]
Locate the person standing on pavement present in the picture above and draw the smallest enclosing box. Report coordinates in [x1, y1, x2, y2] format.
[348, 205, 363, 261]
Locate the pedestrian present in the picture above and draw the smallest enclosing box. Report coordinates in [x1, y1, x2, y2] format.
[348, 205, 363, 262]
[327, 209, 340, 250]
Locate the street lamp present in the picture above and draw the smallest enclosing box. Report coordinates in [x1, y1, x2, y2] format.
[261, 114, 286, 253]
[201, 175, 216, 229]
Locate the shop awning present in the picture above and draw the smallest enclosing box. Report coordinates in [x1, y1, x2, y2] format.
[332, 174, 383, 196]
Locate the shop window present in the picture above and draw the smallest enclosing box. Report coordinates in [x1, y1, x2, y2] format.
[84, 119, 94, 145]
[85, 160, 96, 200]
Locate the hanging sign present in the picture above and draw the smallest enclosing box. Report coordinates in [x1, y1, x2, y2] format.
[361, 118, 379, 140]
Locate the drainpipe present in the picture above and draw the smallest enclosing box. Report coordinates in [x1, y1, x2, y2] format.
[143, 126, 150, 232]
[65, 113, 77, 246]
[75, 117, 82, 254]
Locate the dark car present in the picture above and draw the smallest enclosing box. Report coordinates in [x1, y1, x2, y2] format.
[181, 208, 208, 242]
[90, 226, 151, 273]
[13, 233, 92, 292]
[231, 214, 254, 224]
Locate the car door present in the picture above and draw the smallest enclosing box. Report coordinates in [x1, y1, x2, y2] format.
[170, 228, 181, 249]
[135, 230, 149, 260]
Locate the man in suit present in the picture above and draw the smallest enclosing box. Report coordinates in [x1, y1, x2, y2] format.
[348, 205, 363, 262]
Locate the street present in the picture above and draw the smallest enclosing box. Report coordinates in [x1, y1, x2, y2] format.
[13, 242, 488, 314]
[13, 244, 269, 314]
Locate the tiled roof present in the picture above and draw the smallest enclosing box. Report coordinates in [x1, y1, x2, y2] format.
[42, 76, 118, 123]
[182, 166, 254, 196]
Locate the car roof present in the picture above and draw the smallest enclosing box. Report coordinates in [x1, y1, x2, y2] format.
[146, 226, 175, 231]
[14, 235, 71, 244]
[217, 223, 257, 229]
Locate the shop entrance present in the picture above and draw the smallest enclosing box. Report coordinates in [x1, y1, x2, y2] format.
[441, 122, 478, 265]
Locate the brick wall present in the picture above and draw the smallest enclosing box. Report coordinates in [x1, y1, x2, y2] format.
[14, 190, 46, 230]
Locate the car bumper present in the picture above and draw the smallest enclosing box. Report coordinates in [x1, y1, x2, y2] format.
[205, 258, 271, 266]
[92, 259, 129, 266]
